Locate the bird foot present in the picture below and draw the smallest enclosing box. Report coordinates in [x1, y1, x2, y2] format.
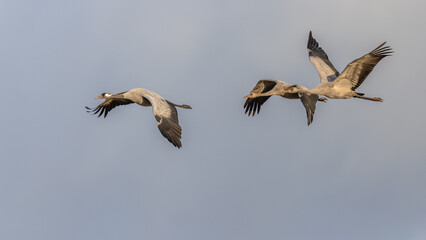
[318, 97, 328, 102]
[373, 97, 383, 102]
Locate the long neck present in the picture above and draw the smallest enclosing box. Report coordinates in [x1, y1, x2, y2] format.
[308, 84, 327, 95]
[257, 91, 275, 97]
[256, 84, 287, 97]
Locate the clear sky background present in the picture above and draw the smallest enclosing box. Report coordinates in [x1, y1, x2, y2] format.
[1, 0, 425, 239]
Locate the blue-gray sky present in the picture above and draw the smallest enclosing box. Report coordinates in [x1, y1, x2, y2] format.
[1, 0, 425, 239]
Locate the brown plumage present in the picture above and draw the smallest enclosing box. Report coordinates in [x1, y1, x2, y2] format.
[337, 42, 393, 91]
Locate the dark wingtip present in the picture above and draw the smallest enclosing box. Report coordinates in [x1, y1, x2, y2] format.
[173, 138, 182, 148]
[307, 114, 313, 126]
[372, 42, 393, 56]
[307, 111, 313, 126]
[85, 106, 92, 113]
[307, 31, 317, 50]
[243, 99, 249, 108]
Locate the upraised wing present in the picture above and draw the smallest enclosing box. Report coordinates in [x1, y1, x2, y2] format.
[244, 79, 278, 116]
[307, 31, 340, 83]
[333, 42, 392, 90]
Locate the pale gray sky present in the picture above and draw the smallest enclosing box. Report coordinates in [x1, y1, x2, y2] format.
[1, 0, 426, 239]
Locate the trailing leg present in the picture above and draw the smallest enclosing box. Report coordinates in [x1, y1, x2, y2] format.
[354, 94, 383, 102]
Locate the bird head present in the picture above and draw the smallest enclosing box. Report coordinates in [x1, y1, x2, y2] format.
[243, 92, 258, 98]
[95, 92, 112, 99]
[286, 85, 300, 94]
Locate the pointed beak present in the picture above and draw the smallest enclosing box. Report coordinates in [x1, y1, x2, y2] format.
[243, 95, 250, 98]
[95, 95, 103, 100]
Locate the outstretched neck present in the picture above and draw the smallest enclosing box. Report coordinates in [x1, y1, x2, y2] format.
[290, 84, 310, 95]
[308, 85, 327, 95]
[258, 84, 286, 97]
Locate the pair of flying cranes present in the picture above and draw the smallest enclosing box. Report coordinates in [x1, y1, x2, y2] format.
[86, 31, 393, 148]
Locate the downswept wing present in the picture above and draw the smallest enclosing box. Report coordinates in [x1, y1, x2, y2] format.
[307, 31, 340, 83]
[299, 93, 319, 126]
[144, 94, 183, 148]
[244, 79, 278, 116]
[86, 92, 134, 118]
[333, 42, 392, 90]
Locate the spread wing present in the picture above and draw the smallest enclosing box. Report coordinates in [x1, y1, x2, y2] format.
[145, 94, 183, 148]
[244, 79, 278, 116]
[299, 93, 319, 126]
[307, 31, 340, 83]
[333, 42, 392, 90]
[86, 92, 133, 118]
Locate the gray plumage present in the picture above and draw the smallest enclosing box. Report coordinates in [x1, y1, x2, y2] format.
[289, 32, 393, 102]
[307, 31, 340, 83]
[243, 79, 326, 125]
[86, 88, 192, 148]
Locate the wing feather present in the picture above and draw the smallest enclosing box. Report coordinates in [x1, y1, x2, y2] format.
[86, 95, 134, 118]
[299, 93, 319, 126]
[307, 31, 340, 83]
[243, 80, 277, 116]
[144, 93, 183, 148]
[155, 115, 182, 148]
[333, 42, 392, 90]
